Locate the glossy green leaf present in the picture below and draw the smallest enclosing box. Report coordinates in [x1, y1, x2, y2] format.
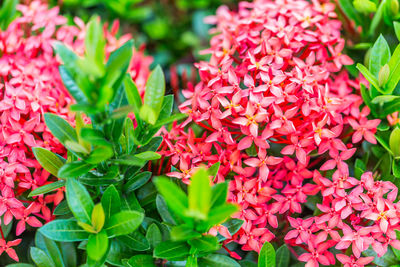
[85, 16, 105, 74]
[59, 66, 89, 104]
[53, 42, 78, 70]
[357, 64, 382, 92]
[118, 231, 150, 251]
[153, 241, 190, 260]
[208, 162, 220, 178]
[58, 161, 95, 179]
[187, 168, 211, 220]
[156, 195, 177, 225]
[85, 146, 114, 164]
[87, 231, 109, 261]
[338, 0, 362, 25]
[0, 0, 18, 30]
[30, 247, 55, 267]
[376, 134, 393, 154]
[121, 192, 143, 212]
[206, 204, 238, 227]
[146, 224, 162, 248]
[66, 178, 94, 224]
[40, 219, 89, 242]
[276, 244, 290, 267]
[34, 232, 64, 267]
[106, 210, 144, 237]
[125, 255, 156, 267]
[393, 158, 400, 177]
[91, 204, 105, 232]
[60, 242, 77, 267]
[188, 235, 220, 253]
[353, 0, 377, 13]
[101, 185, 121, 220]
[390, 127, 400, 157]
[170, 225, 201, 241]
[393, 230, 400, 259]
[369, 35, 390, 78]
[44, 113, 78, 145]
[124, 74, 142, 121]
[395, 21, 400, 41]
[259, 242, 276, 267]
[387, 44, 400, 94]
[124, 171, 152, 193]
[198, 254, 240, 267]
[210, 182, 228, 208]
[152, 113, 188, 129]
[218, 218, 244, 242]
[371, 95, 400, 104]
[32, 147, 65, 177]
[124, 117, 135, 154]
[80, 128, 111, 147]
[135, 151, 161, 161]
[53, 200, 71, 216]
[153, 177, 188, 217]
[141, 65, 165, 124]
[112, 155, 146, 166]
[28, 180, 65, 197]
[136, 136, 163, 153]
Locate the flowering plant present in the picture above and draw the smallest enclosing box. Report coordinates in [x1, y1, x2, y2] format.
[2, 0, 400, 266]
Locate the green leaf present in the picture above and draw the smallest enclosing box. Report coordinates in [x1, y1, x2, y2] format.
[371, 95, 400, 104]
[106, 210, 144, 237]
[53, 42, 78, 72]
[141, 65, 165, 123]
[124, 75, 142, 121]
[40, 219, 89, 242]
[28, 180, 65, 197]
[395, 21, 400, 41]
[87, 231, 109, 261]
[124, 117, 135, 154]
[30, 247, 55, 267]
[376, 134, 393, 154]
[101, 185, 121, 220]
[91, 203, 105, 232]
[77, 221, 96, 233]
[59, 66, 89, 104]
[53, 200, 71, 216]
[44, 113, 78, 145]
[393, 158, 400, 177]
[355, 159, 367, 179]
[156, 195, 177, 225]
[276, 245, 290, 267]
[170, 225, 201, 241]
[105, 40, 133, 97]
[32, 147, 65, 177]
[353, 0, 377, 13]
[210, 182, 228, 208]
[112, 155, 146, 166]
[258, 242, 276, 267]
[0, 0, 17, 30]
[140, 104, 158, 125]
[338, 0, 362, 25]
[125, 255, 156, 267]
[205, 204, 238, 228]
[118, 231, 150, 251]
[387, 44, 400, 94]
[146, 224, 162, 248]
[186, 255, 198, 267]
[153, 241, 190, 260]
[6, 264, 35, 267]
[197, 254, 240, 267]
[356, 64, 382, 93]
[34, 232, 64, 267]
[188, 235, 220, 253]
[60, 242, 77, 267]
[124, 171, 152, 193]
[121, 192, 143, 212]
[105, 85, 128, 141]
[58, 161, 95, 179]
[85, 16, 105, 74]
[85, 146, 114, 164]
[80, 128, 111, 147]
[152, 113, 188, 129]
[66, 178, 94, 224]
[369, 35, 391, 78]
[153, 177, 188, 218]
[135, 151, 161, 161]
[208, 162, 220, 178]
[187, 168, 211, 220]
[136, 136, 163, 153]
[390, 127, 400, 157]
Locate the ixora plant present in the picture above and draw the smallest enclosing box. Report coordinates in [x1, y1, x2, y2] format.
[13, 12, 272, 267]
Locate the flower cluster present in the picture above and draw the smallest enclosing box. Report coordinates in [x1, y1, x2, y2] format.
[0, 1, 151, 261]
[159, 0, 399, 265]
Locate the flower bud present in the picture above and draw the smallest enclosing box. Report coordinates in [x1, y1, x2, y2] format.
[353, 0, 377, 13]
[378, 64, 390, 87]
[391, 0, 399, 16]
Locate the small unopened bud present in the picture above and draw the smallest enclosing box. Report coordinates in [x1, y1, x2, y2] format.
[378, 64, 390, 87]
[391, 0, 399, 16]
[353, 0, 377, 13]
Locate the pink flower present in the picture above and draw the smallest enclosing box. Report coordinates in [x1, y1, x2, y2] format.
[244, 149, 282, 182]
[0, 239, 21, 261]
[336, 254, 374, 267]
